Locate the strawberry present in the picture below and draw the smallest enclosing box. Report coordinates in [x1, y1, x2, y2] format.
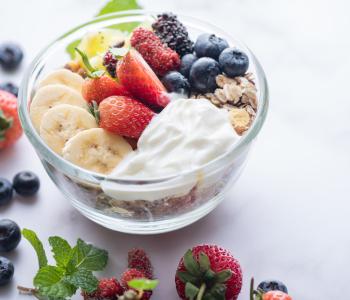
[0, 90, 22, 149]
[262, 291, 292, 300]
[121, 269, 152, 300]
[82, 75, 130, 104]
[99, 96, 155, 139]
[175, 245, 242, 300]
[117, 49, 169, 108]
[130, 27, 180, 76]
[128, 248, 153, 279]
[82, 277, 124, 300]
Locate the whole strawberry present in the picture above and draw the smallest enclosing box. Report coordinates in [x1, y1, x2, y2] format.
[130, 27, 180, 76]
[83, 277, 124, 300]
[121, 269, 152, 300]
[117, 49, 169, 108]
[128, 248, 153, 279]
[99, 96, 155, 139]
[0, 90, 22, 149]
[175, 245, 242, 300]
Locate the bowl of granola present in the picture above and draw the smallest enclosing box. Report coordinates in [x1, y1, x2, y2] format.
[19, 10, 268, 234]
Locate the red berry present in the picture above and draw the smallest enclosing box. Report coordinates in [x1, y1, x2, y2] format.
[99, 96, 155, 139]
[121, 269, 152, 300]
[103, 50, 118, 78]
[82, 277, 124, 300]
[82, 75, 130, 104]
[175, 245, 242, 300]
[263, 291, 292, 300]
[131, 27, 180, 76]
[128, 248, 153, 279]
[117, 49, 169, 108]
[0, 90, 22, 149]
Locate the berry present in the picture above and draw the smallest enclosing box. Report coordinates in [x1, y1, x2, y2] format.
[13, 171, 40, 197]
[0, 43, 23, 71]
[189, 57, 220, 93]
[128, 248, 153, 279]
[130, 27, 180, 76]
[0, 82, 18, 97]
[219, 48, 249, 78]
[179, 53, 197, 78]
[152, 12, 194, 57]
[121, 269, 152, 300]
[194, 33, 229, 59]
[0, 219, 21, 252]
[103, 49, 118, 78]
[263, 291, 292, 300]
[0, 90, 22, 149]
[0, 256, 14, 286]
[99, 96, 155, 139]
[175, 245, 242, 300]
[258, 280, 288, 294]
[82, 75, 130, 104]
[161, 71, 190, 96]
[0, 178, 13, 206]
[117, 49, 169, 108]
[82, 277, 124, 300]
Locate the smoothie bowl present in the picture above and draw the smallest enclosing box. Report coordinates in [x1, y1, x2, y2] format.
[19, 10, 268, 234]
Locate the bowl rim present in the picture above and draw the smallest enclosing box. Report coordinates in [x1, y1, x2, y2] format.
[19, 9, 269, 184]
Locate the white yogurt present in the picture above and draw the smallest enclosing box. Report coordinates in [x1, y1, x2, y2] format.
[101, 98, 239, 201]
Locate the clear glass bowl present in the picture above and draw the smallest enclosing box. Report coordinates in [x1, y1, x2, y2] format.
[19, 10, 269, 234]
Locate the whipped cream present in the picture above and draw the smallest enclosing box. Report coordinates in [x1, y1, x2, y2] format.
[101, 98, 239, 201]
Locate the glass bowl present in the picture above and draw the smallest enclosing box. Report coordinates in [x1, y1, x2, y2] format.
[19, 10, 269, 234]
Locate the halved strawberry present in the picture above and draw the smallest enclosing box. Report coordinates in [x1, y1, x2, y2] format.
[117, 49, 169, 108]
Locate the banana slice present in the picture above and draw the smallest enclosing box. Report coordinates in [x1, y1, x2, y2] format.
[62, 128, 133, 174]
[30, 84, 88, 131]
[38, 69, 84, 93]
[40, 104, 98, 155]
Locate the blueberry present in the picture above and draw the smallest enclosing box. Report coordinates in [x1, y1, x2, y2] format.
[219, 48, 249, 78]
[189, 57, 220, 93]
[0, 179, 13, 206]
[162, 71, 190, 96]
[0, 82, 18, 97]
[257, 280, 288, 294]
[0, 43, 23, 72]
[13, 171, 40, 197]
[194, 33, 229, 60]
[0, 219, 21, 252]
[179, 53, 198, 78]
[0, 256, 14, 286]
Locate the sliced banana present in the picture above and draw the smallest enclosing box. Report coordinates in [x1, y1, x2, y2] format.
[30, 84, 88, 131]
[62, 128, 133, 174]
[40, 104, 98, 155]
[38, 69, 84, 93]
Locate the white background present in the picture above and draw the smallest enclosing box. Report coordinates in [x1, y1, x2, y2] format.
[1, 0, 350, 299]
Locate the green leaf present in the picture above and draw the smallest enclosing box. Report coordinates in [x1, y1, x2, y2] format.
[49, 236, 72, 268]
[88, 101, 100, 124]
[198, 252, 210, 273]
[176, 271, 198, 284]
[22, 229, 48, 269]
[215, 270, 232, 283]
[185, 282, 199, 300]
[69, 239, 108, 271]
[96, 0, 141, 16]
[64, 269, 98, 293]
[0, 109, 13, 141]
[66, 40, 80, 61]
[183, 250, 201, 276]
[203, 269, 216, 282]
[128, 279, 159, 291]
[75, 48, 97, 74]
[204, 283, 226, 300]
[34, 266, 76, 299]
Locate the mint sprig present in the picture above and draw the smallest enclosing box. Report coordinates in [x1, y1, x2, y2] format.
[21, 229, 108, 300]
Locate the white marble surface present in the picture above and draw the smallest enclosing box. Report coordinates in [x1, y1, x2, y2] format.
[1, 0, 350, 299]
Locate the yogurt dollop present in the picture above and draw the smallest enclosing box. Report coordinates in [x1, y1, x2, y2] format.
[112, 98, 239, 179]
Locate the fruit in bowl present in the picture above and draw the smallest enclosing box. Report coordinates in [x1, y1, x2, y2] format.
[19, 11, 268, 233]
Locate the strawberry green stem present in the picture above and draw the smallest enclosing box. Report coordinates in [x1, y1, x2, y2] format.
[250, 278, 255, 300]
[196, 283, 206, 300]
[0, 109, 13, 141]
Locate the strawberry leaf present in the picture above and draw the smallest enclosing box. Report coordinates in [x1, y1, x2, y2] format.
[176, 271, 198, 284]
[185, 282, 199, 300]
[88, 101, 100, 124]
[0, 109, 12, 141]
[215, 270, 232, 283]
[184, 250, 201, 276]
[198, 252, 210, 273]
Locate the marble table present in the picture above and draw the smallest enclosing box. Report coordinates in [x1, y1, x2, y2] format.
[1, 0, 349, 299]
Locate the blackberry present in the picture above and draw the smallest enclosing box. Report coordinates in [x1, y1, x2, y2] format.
[152, 12, 194, 57]
[103, 50, 118, 78]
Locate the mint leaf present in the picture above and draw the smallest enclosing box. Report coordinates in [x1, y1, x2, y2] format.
[34, 266, 76, 299]
[96, 0, 141, 16]
[64, 269, 98, 293]
[49, 236, 72, 268]
[22, 229, 48, 269]
[128, 279, 159, 291]
[70, 239, 108, 271]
